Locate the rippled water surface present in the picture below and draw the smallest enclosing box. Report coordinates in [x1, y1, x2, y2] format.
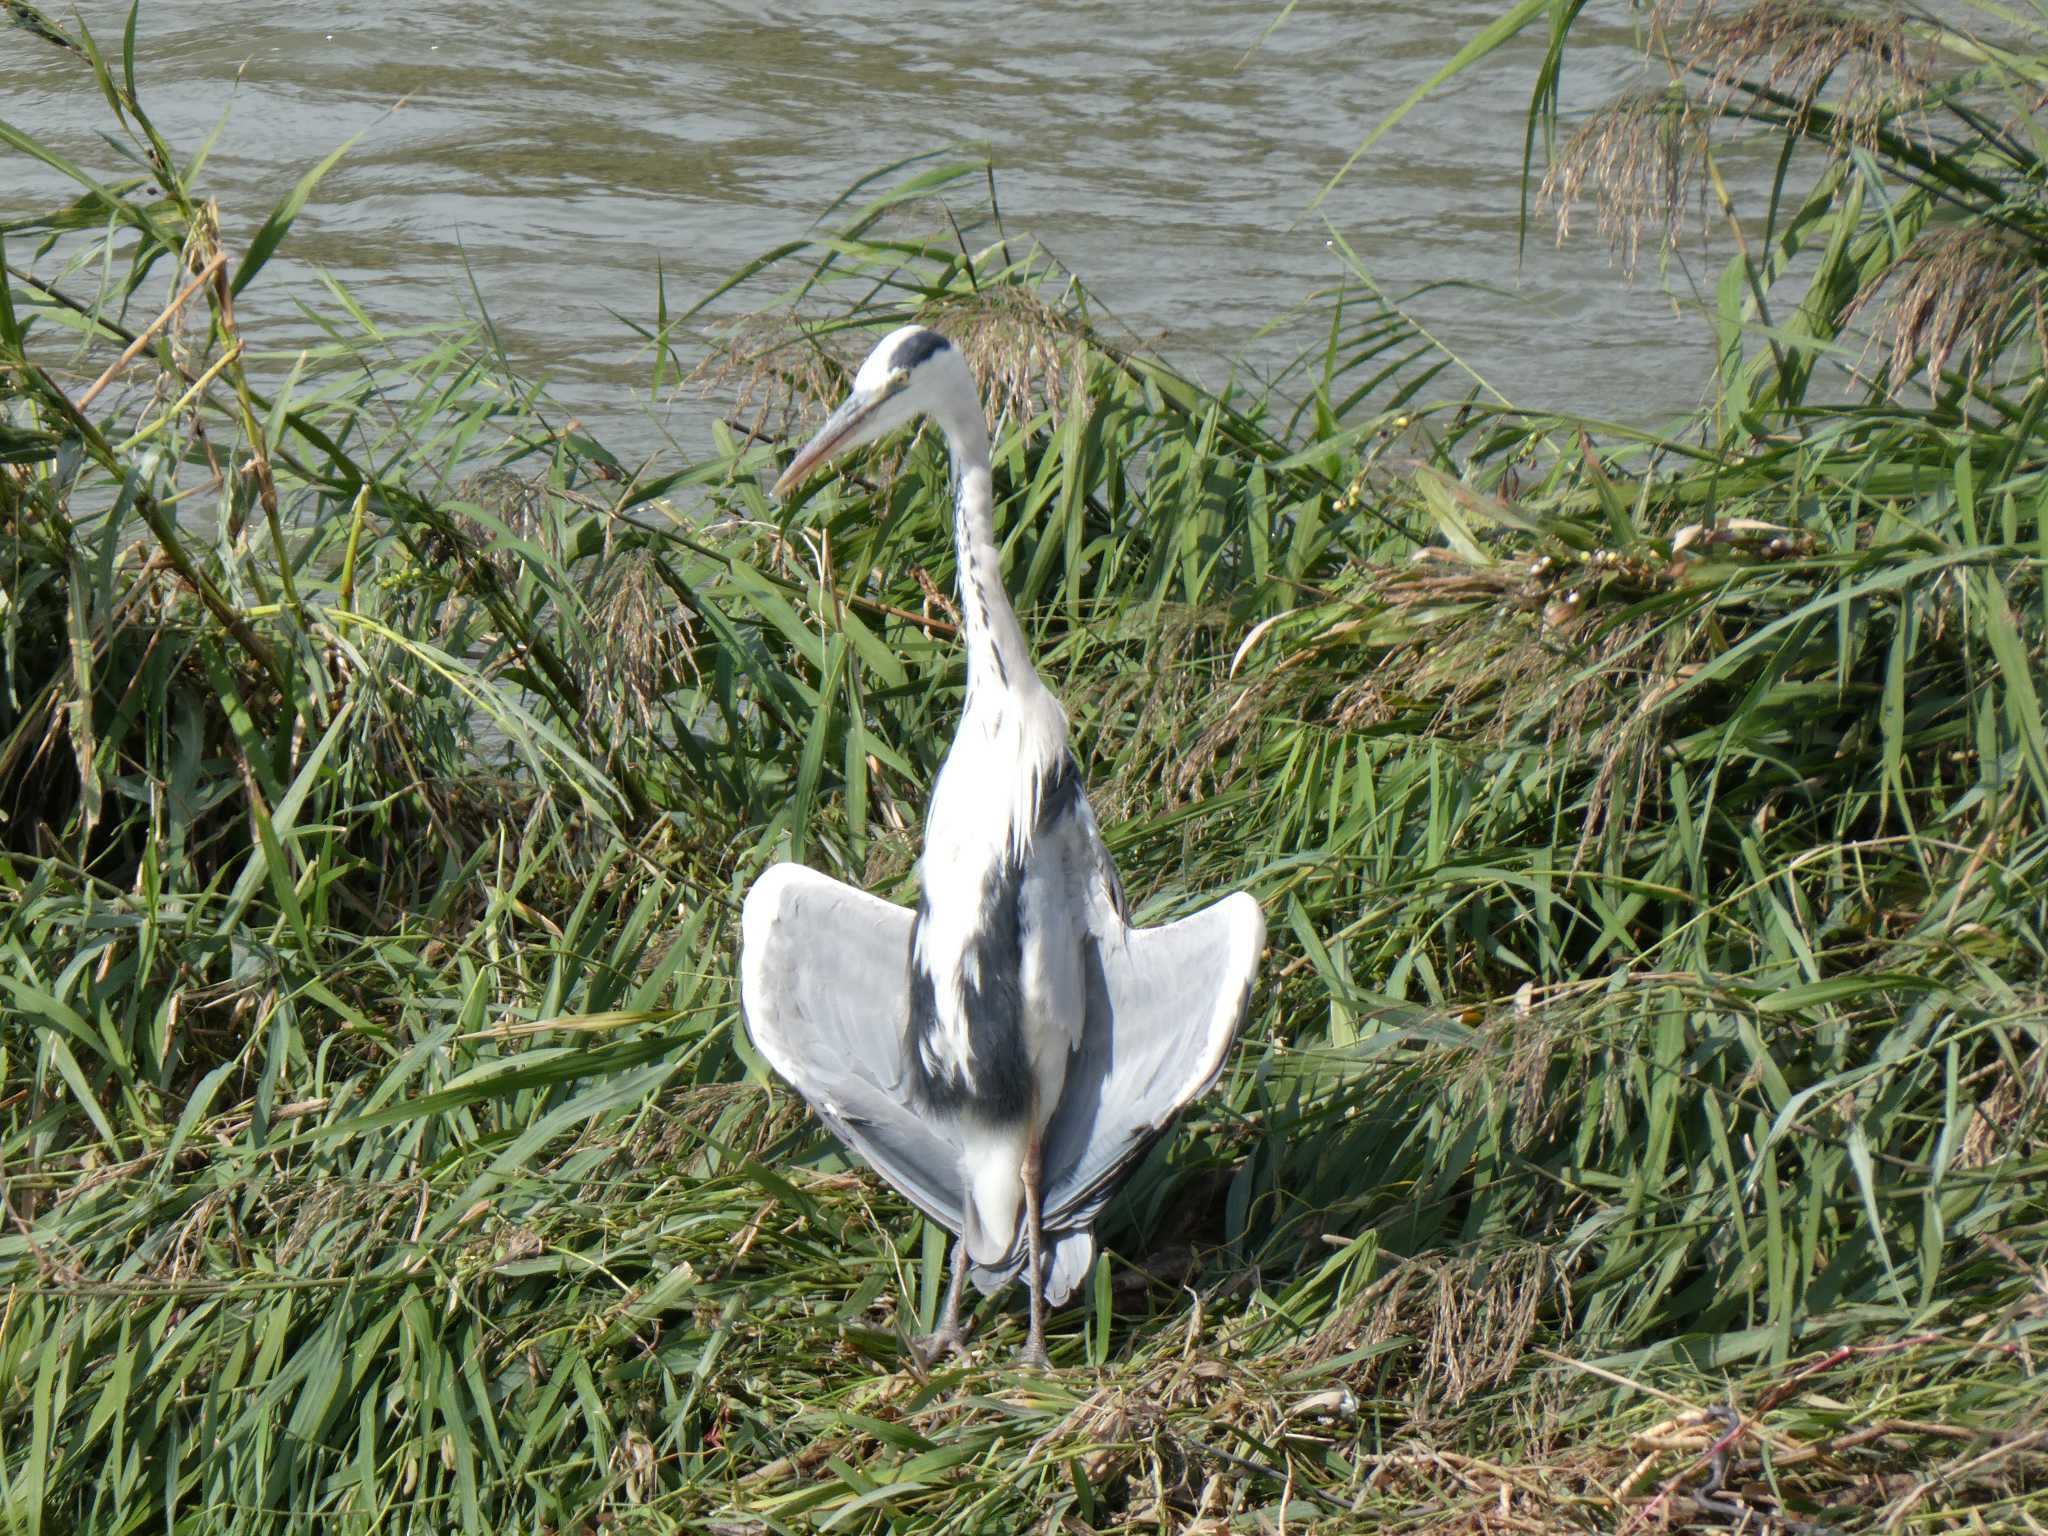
[6, 2, 1711, 446]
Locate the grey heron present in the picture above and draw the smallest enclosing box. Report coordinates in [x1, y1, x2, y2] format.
[739, 324, 1263, 1370]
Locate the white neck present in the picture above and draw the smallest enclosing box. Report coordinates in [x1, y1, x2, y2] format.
[934, 400, 1038, 708]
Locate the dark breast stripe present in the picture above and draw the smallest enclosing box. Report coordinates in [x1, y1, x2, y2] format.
[906, 751, 1083, 1122]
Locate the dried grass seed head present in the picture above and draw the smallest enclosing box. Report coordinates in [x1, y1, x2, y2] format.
[1541, 90, 1711, 277]
[1846, 221, 2045, 397]
[592, 548, 700, 734]
[691, 311, 857, 450]
[450, 467, 548, 561]
[1668, 0, 1933, 146]
[1308, 1243, 1570, 1408]
[920, 286, 1091, 436]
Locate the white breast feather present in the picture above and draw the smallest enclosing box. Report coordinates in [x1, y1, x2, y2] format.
[912, 686, 1071, 1092]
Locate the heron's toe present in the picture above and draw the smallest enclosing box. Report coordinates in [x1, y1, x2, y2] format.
[910, 1326, 971, 1368]
[1011, 1341, 1053, 1374]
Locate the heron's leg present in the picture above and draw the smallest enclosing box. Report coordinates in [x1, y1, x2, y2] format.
[1015, 1132, 1052, 1372]
[911, 1237, 973, 1366]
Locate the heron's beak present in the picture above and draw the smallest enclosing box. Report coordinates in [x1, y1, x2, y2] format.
[772, 387, 889, 500]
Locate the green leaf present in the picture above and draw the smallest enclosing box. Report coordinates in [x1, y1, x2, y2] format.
[231, 129, 365, 296]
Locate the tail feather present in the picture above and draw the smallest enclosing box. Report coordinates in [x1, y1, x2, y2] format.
[1043, 1231, 1095, 1306]
[969, 1229, 1094, 1303]
[960, 1123, 1028, 1268]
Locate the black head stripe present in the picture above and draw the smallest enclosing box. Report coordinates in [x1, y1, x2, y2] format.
[890, 328, 952, 372]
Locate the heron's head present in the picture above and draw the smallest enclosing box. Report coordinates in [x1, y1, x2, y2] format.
[772, 325, 970, 498]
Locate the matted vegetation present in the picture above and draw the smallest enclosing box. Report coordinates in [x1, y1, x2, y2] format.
[1, 0, 2044, 1530]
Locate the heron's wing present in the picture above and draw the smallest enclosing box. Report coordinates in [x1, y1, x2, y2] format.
[1040, 889, 1264, 1234]
[740, 862, 965, 1235]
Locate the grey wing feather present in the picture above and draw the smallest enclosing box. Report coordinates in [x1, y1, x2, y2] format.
[1041, 890, 1264, 1235]
[739, 863, 965, 1235]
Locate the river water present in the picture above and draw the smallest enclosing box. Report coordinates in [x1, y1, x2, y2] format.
[5, 2, 1710, 452]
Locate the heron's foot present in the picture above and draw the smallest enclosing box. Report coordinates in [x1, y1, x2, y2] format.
[1012, 1339, 1053, 1374]
[910, 1324, 972, 1368]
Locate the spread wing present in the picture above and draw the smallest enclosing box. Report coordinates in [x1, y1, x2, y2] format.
[741, 860, 1264, 1312]
[1039, 889, 1264, 1242]
[739, 862, 966, 1235]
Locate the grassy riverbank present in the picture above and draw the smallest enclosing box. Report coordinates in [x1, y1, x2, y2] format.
[3, 1, 2045, 1530]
